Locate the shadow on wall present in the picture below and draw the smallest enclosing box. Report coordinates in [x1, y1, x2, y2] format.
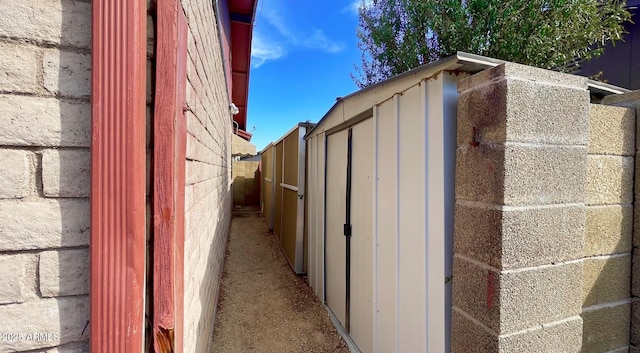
[195, 170, 233, 352]
[581, 106, 635, 352]
[52, 0, 92, 350]
[232, 161, 261, 207]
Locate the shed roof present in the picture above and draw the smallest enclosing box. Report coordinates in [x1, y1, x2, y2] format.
[306, 52, 629, 138]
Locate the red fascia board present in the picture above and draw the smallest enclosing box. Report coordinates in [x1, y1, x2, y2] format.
[229, 0, 256, 16]
[228, 0, 257, 133]
[236, 128, 253, 141]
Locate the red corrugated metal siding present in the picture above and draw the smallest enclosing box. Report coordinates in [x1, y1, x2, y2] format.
[90, 0, 147, 352]
[153, 0, 188, 351]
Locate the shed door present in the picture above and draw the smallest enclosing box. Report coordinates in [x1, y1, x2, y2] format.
[325, 119, 374, 352]
[325, 129, 348, 326]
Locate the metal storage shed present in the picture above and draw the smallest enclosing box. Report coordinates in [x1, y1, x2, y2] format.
[304, 52, 627, 353]
[260, 123, 314, 274]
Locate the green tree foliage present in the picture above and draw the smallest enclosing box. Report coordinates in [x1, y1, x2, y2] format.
[354, 0, 632, 88]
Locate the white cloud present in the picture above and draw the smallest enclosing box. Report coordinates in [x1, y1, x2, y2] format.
[344, 0, 374, 14]
[251, 32, 285, 68]
[250, 2, 345, 68]
[303, 28, 345, 53]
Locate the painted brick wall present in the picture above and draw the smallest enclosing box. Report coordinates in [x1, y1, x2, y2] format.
[0, 0, 91, 351]
[180, 1, 233, 352]
[582, 103, 635, 353]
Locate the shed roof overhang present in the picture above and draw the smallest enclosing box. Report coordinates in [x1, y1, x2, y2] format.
[306, 51, 630, 138]
[228, 0, 257, 140]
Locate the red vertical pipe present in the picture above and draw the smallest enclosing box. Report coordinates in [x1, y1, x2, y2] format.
[153, 0, 188, 351]
[90, 0, 147, 352]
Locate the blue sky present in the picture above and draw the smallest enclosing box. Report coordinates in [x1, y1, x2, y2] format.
[247, 0, 369, 151]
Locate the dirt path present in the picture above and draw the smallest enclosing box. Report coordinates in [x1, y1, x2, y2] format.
[211, 207, 349, 353]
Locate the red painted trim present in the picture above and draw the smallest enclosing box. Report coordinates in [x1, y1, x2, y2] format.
[236, 129, 253, 141]
[153, 0, 187, 351]
[90, 0, 147, 352]
[228, 0, 258, 132]
[174, 11, 188, 352]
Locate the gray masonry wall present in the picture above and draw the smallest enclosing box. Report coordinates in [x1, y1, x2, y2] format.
[601, 90, 640, 353]
[453, 63, 639, 353]
[181, 1, 233, 352]
[582, 103, 634, 353]
[0, 0, 92, 352]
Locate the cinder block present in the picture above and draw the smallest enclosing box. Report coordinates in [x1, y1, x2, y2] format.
[458, 62, 587, 94]
[458, 79, 589, 147]
[0, 149, 32, 199]
[0, 199, 89, 251]
[456, 144, 587, 205]
[0, 95, 91, 147]
[0, 42, 37, 93]
[453, 257, 582, 333]
[582, 302, 631, 353]
[583, 255, 631, 307]
[451, 310, 498, 353]
[455, 203, 584, 269]
[586, 205, 633, 256]
[42, 149, 90, 198]
[503, 145, 586, 205]
[498, 316, 582, 353]
[0, 254, 37, 304]
[587, 155, 634, 205]
[0, 0, 91, 48]
[186, 160, 215, 185]
[0, 296, 89, 351]
[589, 104, 635, 156]
[43, 50, 91, 98]
[455, 144, 505, 204]
[39, 248, 89, 297]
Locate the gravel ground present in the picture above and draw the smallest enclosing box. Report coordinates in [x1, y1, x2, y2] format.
[211, 207, 349, 353]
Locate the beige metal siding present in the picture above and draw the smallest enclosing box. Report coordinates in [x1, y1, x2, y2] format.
[349, 118, 375, 353]
[397, 84, 427, 353]
[261, 146, 274, 229]
[307, 133, 326, 298]
[274, 142, 284, 238]
[306, 73, 463, 353]
[261, 125, 309, 274]
[280, 131, 299, 267]
[374, 97, 399, 352]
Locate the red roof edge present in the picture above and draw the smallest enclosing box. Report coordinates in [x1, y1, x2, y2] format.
[228, 0, 258, 140]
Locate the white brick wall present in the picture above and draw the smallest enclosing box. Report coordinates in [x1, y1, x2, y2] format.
[181, 1, 233, 352]
[0, 0, 91, 351]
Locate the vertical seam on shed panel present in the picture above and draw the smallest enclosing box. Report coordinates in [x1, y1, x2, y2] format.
[394, 93, 401, 353]
[422, 79, 429, 351]
[372, 105, 379, 353]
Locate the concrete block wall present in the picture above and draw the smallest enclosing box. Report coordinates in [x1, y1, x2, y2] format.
[0, 0, 91, 352]
[453, 63, 590, 352]
[582, 103, 635, 352]
[180, 1, 233, 352]
[232, 161, 261, 206]
[601, 91, 640, 353]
